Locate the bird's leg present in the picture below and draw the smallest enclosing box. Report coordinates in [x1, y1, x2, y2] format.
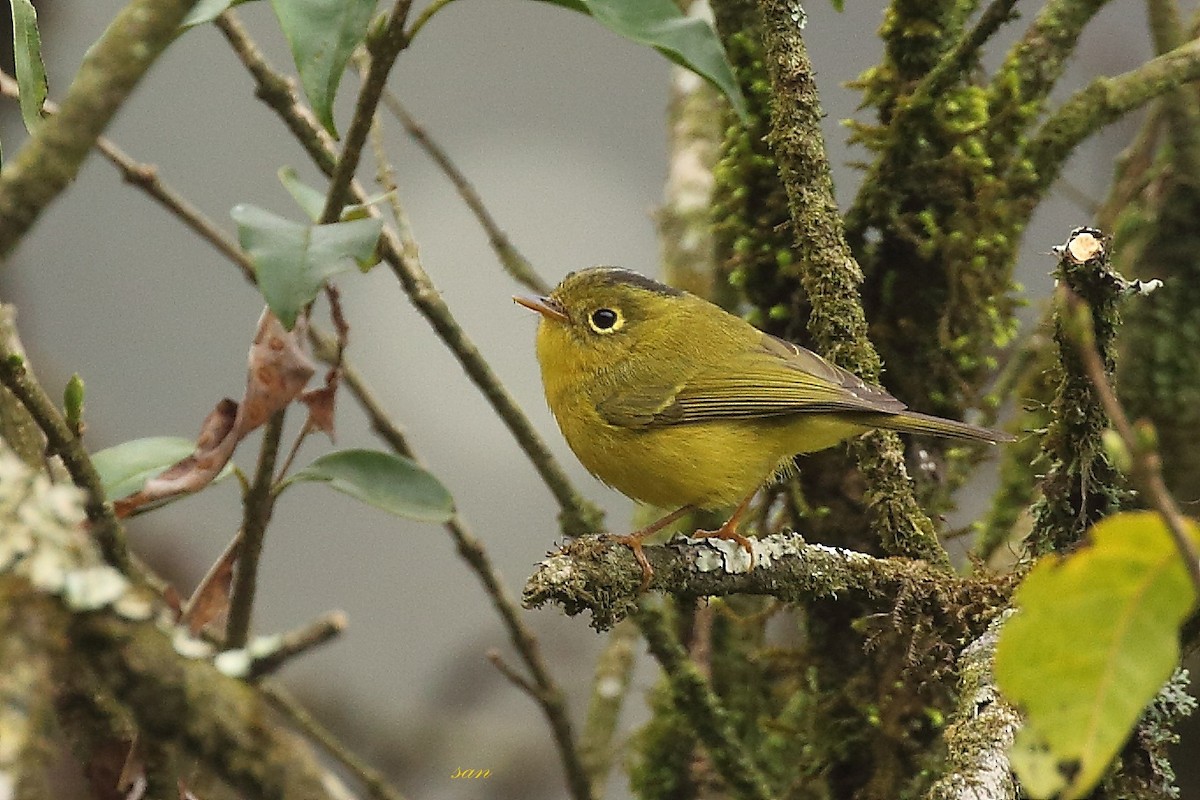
[606, 505, 695, 590]
[695, 493, 756, 569]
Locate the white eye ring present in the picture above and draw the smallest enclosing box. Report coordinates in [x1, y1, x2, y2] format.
[589, 308, 623, 333]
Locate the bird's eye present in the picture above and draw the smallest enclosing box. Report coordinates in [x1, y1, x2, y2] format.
[589, 308, 622, 333]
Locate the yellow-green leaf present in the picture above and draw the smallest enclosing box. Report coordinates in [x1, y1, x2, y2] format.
[995, 511, 1199, 798]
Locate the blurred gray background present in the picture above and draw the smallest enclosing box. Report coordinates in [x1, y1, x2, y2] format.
[1, 1, 1153, 798]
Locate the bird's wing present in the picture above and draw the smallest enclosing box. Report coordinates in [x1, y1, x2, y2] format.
[597, 334, 905, 429]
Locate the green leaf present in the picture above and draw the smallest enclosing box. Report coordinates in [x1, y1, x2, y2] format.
[93, 437, 234, 500]
[995, 511, 1200, 799]
[180, 0, 256, 29]
[286, 449, 454, 522]
[278, 166, 327, 222]
[267, 0, 378, 137]
[231, 204, 382, 329]
[533, 0, 746, 120]
[10, 0, 47, 132]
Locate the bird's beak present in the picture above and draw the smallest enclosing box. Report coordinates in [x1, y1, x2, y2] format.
[513, 294, 569, 323]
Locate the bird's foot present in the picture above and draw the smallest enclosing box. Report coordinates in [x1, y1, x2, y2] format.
[603, 532, 654, 591]
[694, 524, 756, 570]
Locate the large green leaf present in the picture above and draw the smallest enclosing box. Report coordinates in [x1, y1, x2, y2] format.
[995, 511, 1199, 799]
[267, 0, 378, 137]
[93, 437, 234, 500]
[231, 204, 381, 329]
[534, 0, 746, 119]
[10, 0, 47, 132]
[286, 449, 454, 522]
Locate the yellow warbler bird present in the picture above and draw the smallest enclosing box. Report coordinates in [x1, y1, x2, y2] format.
[515, 267, 1011, 582]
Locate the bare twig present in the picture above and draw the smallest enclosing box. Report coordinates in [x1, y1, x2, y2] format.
[0, 0, 203, 256]
[487, 648, 542, 698]
[405, 0, 461, 40]
[262, 683, 411, 800]
[0, 68, 257, 286]
[373, 82, 547, 293]
[225, 410, 286, 649]
[248, 611, 348, 678]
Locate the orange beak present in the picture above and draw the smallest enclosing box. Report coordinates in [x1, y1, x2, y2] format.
[513, 294, 569, 323]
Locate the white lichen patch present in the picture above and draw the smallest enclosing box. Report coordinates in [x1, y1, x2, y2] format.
[64, 566, 130, 611]
[675, 531, 809, 574]
[172, 629, 214, 660]
[214, 648, 252, 679]
[0, 442, 138, 617]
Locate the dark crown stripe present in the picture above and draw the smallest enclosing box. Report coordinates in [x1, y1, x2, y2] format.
[581, 266, 685, 297]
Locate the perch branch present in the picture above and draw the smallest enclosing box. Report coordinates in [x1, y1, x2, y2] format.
[523, 533, 1007, 631]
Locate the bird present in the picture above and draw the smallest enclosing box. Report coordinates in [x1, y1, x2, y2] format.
[515, 267, 1012, 584]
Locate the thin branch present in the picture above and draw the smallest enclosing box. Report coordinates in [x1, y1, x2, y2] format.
[319, 0, 414, 224]
[989, 0, 1111, 117]
[1066, 290, 1200, 594]
[248, 611, 348, 678]
[487, 648, 542, 698]
[755, 0, 951, 569]
[373, 81, 547, 293]
[0, 340, 130, 574]
[218, 7, 602, 537]
[262, 683, 411, 800]
[523, 532, 1009, 631]
[225, 410, 286, 649]
[405, 0, 461, 41]
[0, 0, 203, 257]
[633, 601, 775, 800]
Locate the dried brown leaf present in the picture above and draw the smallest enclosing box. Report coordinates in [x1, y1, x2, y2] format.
[299, 368, 339, 441]
[114, 400, 239, 517]
[235, 309, 316, 434]
[182, 533, 243, 635]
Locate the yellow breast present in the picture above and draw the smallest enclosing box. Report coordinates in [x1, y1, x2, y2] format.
[546, 378, 862, 510]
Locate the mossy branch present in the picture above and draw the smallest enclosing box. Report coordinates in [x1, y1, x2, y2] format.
[754, 0, 951, 569]
[634, 602, 776, 800]
[0, 0, 202, 257]
[1021, 38, 1200, 200]
[1028, 228, 1127, 554]
[925, 612, 1019, 800]
[522, 533, 1007, 631]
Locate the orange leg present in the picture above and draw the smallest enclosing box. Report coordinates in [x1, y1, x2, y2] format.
[695, 493, 756, 569]
[606, 505, 695, 590]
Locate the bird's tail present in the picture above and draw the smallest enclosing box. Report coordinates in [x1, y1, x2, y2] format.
[873, 410, 1014, 444]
